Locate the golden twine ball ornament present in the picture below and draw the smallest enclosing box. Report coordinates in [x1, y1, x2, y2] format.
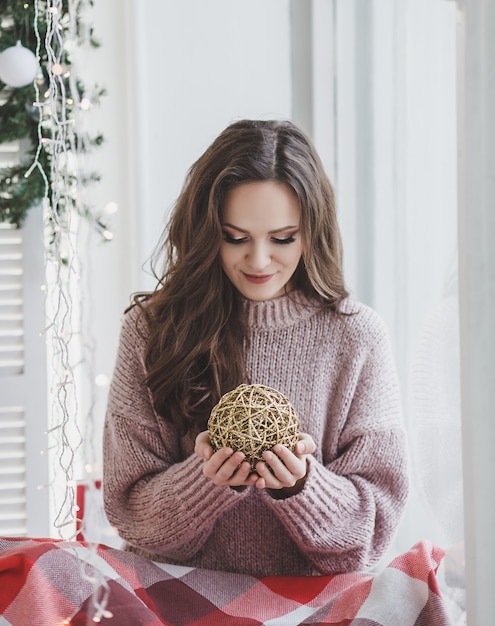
[208, 384, 300, 469]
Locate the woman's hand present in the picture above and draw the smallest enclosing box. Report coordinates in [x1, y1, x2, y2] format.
[194, 431, 316, 494]
[194, 431, 258, 488]
[255, 432, 316, 497]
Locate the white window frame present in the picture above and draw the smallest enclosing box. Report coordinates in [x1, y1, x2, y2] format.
[457, 1, 495, 623]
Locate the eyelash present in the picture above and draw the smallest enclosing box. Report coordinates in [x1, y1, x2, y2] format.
[223, 235, 296, 245]
[274, 236, 296, 245]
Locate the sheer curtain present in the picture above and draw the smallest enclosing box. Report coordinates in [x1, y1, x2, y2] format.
[308, 0, 464, 619]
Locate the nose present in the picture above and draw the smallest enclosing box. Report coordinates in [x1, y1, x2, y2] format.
[246, 241, 271, 271]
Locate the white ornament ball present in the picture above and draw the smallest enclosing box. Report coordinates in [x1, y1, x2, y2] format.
[0, 41, 39, 88]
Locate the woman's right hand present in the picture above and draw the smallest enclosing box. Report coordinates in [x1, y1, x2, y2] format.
[194, 431, 259, 488]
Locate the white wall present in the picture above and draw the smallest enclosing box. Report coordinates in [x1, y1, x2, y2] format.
[131, 0, 293, 289]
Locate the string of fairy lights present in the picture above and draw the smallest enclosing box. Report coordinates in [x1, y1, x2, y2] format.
[0, 1, 115, 622]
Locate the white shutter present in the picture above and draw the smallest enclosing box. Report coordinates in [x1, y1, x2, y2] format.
[0, 143, 50, 537]
[0, 221, 26, 534]
[0, 406, 26, 534]
[0, 223, 24, 376]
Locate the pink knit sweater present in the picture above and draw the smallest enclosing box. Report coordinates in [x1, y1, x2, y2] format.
[103, 292, 408, 576]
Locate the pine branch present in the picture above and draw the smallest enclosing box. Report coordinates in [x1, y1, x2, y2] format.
[0, 0, 106, 230]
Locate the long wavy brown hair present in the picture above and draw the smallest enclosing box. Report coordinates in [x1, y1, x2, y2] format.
[133, 119, 349, 436]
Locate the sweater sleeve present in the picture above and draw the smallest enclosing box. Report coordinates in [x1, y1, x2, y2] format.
[261, 309, 409, 574]
[102, 307, 248, 559]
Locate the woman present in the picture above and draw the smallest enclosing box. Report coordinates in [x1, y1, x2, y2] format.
[103, 119, 409, 577]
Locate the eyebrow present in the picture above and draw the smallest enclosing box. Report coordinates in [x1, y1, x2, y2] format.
[222, 223, 299, 234]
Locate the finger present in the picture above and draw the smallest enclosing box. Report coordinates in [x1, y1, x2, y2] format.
[195, 431, 209, 445]
[254, 475, 267, 490]
[209, 451, 251, 485]
[225, 461, 248, 486]
[257, 453, 297, 488]
[266, 447, 309, 486]
[294, 441, 306, 455]
[199, 442, 214, 461]
[194, 431, 214, 459]
[255, 461, 283, 489]
[271, 446, 306, 478]
[202, 447, 234, 479]
[292, 434, 316, 456]
[229, 462, 257, 487]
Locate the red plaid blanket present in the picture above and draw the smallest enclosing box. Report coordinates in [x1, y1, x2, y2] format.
[0, 537, 453, 625]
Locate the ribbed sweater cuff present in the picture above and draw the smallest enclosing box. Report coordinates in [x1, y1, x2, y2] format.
[172, 455, 250, 528]
[260, 458, 363, 544]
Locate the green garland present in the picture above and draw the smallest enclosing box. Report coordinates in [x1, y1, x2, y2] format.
[0, 0, 106, 230]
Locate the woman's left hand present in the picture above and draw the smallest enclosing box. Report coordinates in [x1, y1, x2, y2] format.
[255, 432, 316, 496]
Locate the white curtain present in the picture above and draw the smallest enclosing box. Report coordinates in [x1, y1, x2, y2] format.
[312, 0, 465, 620]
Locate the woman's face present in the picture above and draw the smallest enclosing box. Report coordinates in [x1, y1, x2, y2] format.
[220, 181, 303, 301]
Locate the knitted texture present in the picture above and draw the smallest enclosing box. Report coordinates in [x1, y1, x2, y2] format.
[103, 291, 409, 576]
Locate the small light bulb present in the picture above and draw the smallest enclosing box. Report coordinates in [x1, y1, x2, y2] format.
[95, 374, 110, 387]
[51, 63, 63, 76]
[103, 201, 119, 215]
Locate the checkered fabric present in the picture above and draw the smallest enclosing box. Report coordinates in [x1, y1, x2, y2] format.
[0, 537, 453, 625]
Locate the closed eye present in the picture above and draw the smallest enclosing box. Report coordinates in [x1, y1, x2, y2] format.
[223, 234, 248, 244]
[272, 236, 296, 244]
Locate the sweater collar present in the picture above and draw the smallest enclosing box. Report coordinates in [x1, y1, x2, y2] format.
[243, 290, 321, 330]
